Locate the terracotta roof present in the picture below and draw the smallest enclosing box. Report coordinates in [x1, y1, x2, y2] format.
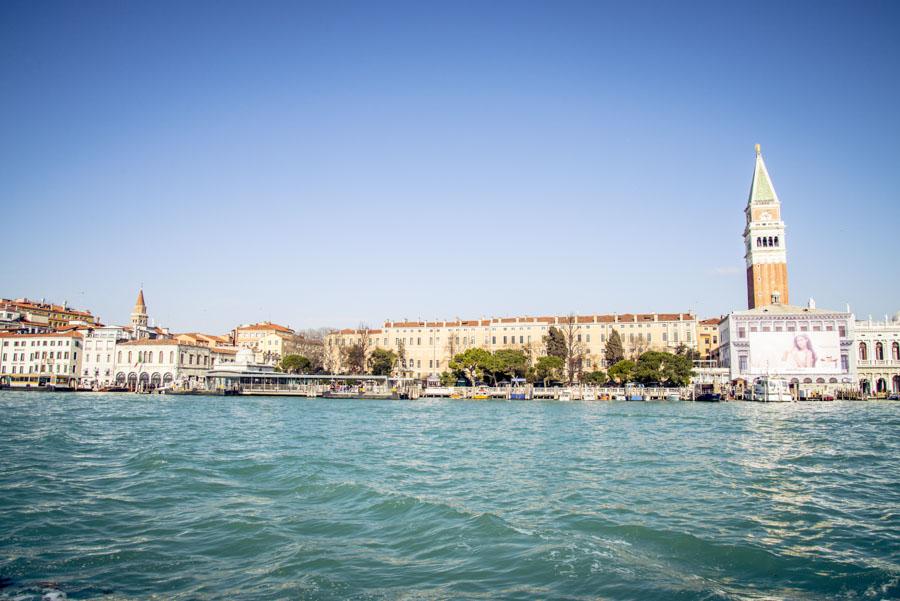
[118, 339, 203, 347]
[700, 317, 723, 325]
[5, 299, 93, 317]
[344, 312, 697, 331]
[236, 322, 293, 333]
[212, 347, 238, 355]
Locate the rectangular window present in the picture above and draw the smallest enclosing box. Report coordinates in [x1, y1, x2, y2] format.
[739, 355, 748, 371]
[492, 336, 496, 344]
[738, 328, 746, 339]
[839, 326, 846, 338]
[586, 334, 591, 343]
[503, 336, 507, 344]
[841, 355, 849, 371]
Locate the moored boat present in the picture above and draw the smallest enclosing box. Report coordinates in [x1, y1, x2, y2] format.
[749, 377, 794, 402]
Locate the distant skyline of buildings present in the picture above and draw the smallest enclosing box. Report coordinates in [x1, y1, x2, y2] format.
[2, 146, 899, 395]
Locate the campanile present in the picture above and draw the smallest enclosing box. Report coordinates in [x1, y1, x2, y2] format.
[744, 144, 789, 309]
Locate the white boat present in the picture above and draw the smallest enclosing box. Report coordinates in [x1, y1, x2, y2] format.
[750, 377, 794, 402]
[558, 390, 572, 401]
[582, 389, 597, 401]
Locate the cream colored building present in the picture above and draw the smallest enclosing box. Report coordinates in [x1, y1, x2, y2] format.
[232, 322, 296, 364]
[855, 313, 900, 396]
[325, 312, 698, 379]
[0, 331, 84, 381]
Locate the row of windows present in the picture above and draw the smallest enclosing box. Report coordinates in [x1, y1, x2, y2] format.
[115, 350, 209, 366]
[756, 236, 780, 248]
[737, 324, 847, 338]
[2, 339, 76, 347]
[7, 364, 77, 374]
[2, 351, 74, 361]
[859, 341, 900, 361]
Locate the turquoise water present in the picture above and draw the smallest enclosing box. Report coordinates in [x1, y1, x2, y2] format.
[0, 392, 898, 600]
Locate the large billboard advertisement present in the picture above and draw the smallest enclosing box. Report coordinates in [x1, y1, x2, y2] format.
[748, 331, 842, 375]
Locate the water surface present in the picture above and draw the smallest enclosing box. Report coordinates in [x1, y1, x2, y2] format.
[1, 392, 898, 600]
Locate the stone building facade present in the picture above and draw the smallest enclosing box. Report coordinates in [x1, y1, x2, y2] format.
[854, 314, 900, 396]
[325, 312, 697, 379]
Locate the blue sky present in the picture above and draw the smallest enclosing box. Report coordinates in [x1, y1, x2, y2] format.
[1, 1, 898, 333]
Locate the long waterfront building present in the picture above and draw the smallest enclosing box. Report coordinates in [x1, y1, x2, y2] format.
[325, 312, 699, 378]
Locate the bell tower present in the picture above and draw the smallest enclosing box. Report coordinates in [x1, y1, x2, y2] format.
[131, 288, 148, 329]
[744, 144, 789, 309]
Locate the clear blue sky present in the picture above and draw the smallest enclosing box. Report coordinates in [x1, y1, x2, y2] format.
[2, 1, 898, 333]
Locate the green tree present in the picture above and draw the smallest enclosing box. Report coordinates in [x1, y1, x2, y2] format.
[634, 351, 694, 386]
[280, 354, 311, 374]
[534, 355, 564, 386]
[674, 343, 700, 361]
[605, 329, 625, 366]
[344, 343, 367, 374]
[492, 349, 529, 382]
[368, 348, 397, 376]
[607, 359, 636, 384]
[449, 348, 495, 385]
[439, 371, 457, 386]
[581, 370, 607, 385]
[544, 326, 566, 359]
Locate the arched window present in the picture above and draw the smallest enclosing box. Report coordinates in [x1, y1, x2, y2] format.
[757, 237, 762, 247]
[768, 236, 773, 247]
[117, 351, 122, 363]
[774, 236, 779, 246]
[762, 237, 768, 247]
[170, 351, 174, 363]
[875, 342, 884, 360]
[128, 351, 133, 363]
[893, 342, 899, 360]
[158, 351, 163, 363]
[859, 342, 867, 360]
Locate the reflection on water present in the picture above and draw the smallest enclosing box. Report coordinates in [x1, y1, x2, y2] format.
[0, 393, 897, 600]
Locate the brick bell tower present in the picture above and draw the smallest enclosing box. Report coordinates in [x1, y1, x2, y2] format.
[744, 144, 789, 309]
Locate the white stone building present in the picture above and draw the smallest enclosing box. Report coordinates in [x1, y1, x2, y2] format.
[0, 331, 84, 383]
[855, 313, 900, 396]
[718, 300, 856, 397]
[114, 339, 211, 390]
[81, 325, 133, 388]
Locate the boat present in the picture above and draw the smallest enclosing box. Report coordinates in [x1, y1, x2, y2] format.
[695, 393, 722, 402]
[582, 389, 598, 401]
[665, 393, 681, 401]
[472, 386, 490, 400]
[558, 390, 572, 401]
[749, 377, 794, 402]
[5, 375, 78, 391]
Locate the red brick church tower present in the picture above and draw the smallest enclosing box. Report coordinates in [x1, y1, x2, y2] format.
[744, 144, 789, 309]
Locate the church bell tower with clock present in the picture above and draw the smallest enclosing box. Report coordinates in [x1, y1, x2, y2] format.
[744, 144, 789, 309]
